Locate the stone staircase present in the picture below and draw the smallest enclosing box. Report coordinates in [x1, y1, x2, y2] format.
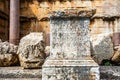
[0, 67, 42, 80]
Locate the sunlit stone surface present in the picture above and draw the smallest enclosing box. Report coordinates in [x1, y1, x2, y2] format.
[42, 9, 99, 80]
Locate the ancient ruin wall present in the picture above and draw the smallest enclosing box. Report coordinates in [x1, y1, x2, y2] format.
[0, 0, 120, 45]
[20, 0, 120, 46]
[0, 0, 9, 41]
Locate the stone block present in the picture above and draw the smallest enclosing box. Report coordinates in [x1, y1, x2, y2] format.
[18, 33, 46, 69]
[82, 1, 92, 7]
[91, 33, 114, 64]
[111, 45, 120, 63]
[0, 41, 18, 66]
[90, 27, 113, 34]
[42, 9, 99, 80]
[43, 60, 99, 80]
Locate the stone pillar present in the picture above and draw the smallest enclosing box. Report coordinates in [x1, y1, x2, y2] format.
[9, 0, 19, 45]
[113, 32, 120, 46]
[42, 9, 99, 80]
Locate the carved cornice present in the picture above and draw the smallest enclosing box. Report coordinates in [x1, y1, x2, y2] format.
[49, 9, 96, 18]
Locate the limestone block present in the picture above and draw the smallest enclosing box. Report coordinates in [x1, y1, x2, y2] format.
[90, 19, 104, 28]
[0, 41, 18, 66]
[112, 50, 120, 63]
[42, 9, 99, 80]
[82, 1, 92, 7]
[91, 33, 114, 64]
[18, 33, 46, 69]
[90, 27, 113, 34]
[112, 46, 120, 62]
[102, 0, 120, 17]
[43, 60, 99, 80]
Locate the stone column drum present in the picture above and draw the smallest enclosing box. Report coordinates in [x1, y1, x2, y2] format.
[42, 9, 99, 80]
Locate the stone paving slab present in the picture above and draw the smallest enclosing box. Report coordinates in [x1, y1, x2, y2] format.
[0, 66, 120, 80]
[0, 67, 42, 78]
[100, 66, 120, 80]
[0, 78, 41, 80]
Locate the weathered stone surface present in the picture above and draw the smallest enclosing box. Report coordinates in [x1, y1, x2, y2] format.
[111, 46, 120, 62]
[42, 9, 99, 80]
[0, 41, 18, 66]
[18, 33, 45, 69]
[0, 66, 120, 80]
[0, 78, 41, 80]
[100, 66, 120, 80]
[91, 33, 114, 64]
[50, 9, 96, 18]
[43, 60, 99, 80]
[0, 67, 42, 79]
[45, 46, 50, 57]
[102, 0, 120, 17]
[18, 0, 120, 46]
[49, 11, 94, 59]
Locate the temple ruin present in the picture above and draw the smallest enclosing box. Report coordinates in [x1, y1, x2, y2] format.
[0, 0, 120, 80]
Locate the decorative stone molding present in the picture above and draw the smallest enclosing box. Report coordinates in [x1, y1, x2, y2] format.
[49, 9, 96, 18]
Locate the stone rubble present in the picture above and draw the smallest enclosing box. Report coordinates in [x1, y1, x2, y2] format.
[91, 33, 114, 64]
[17, 33, 46, 69]
[0, 41, 19, 66]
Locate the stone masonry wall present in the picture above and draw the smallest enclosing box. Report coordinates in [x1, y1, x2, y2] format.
[0, 0, 9, 41]
[20, 0, 120, 46]
[0, 0, 120, 45]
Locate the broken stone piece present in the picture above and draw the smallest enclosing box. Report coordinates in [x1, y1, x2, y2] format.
[17, 33, 46, 69]
[112, 46, 120, 62]
[0, 41, 18, 66]
[91, 33, 114, 64]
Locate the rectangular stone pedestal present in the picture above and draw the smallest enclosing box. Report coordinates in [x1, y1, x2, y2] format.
[42, 9, 99, 80]
[42, 58, 99, 80]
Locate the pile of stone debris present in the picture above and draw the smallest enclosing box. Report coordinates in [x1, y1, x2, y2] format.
[0, 32, 49, 69]
[0, 32, 120, 68]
